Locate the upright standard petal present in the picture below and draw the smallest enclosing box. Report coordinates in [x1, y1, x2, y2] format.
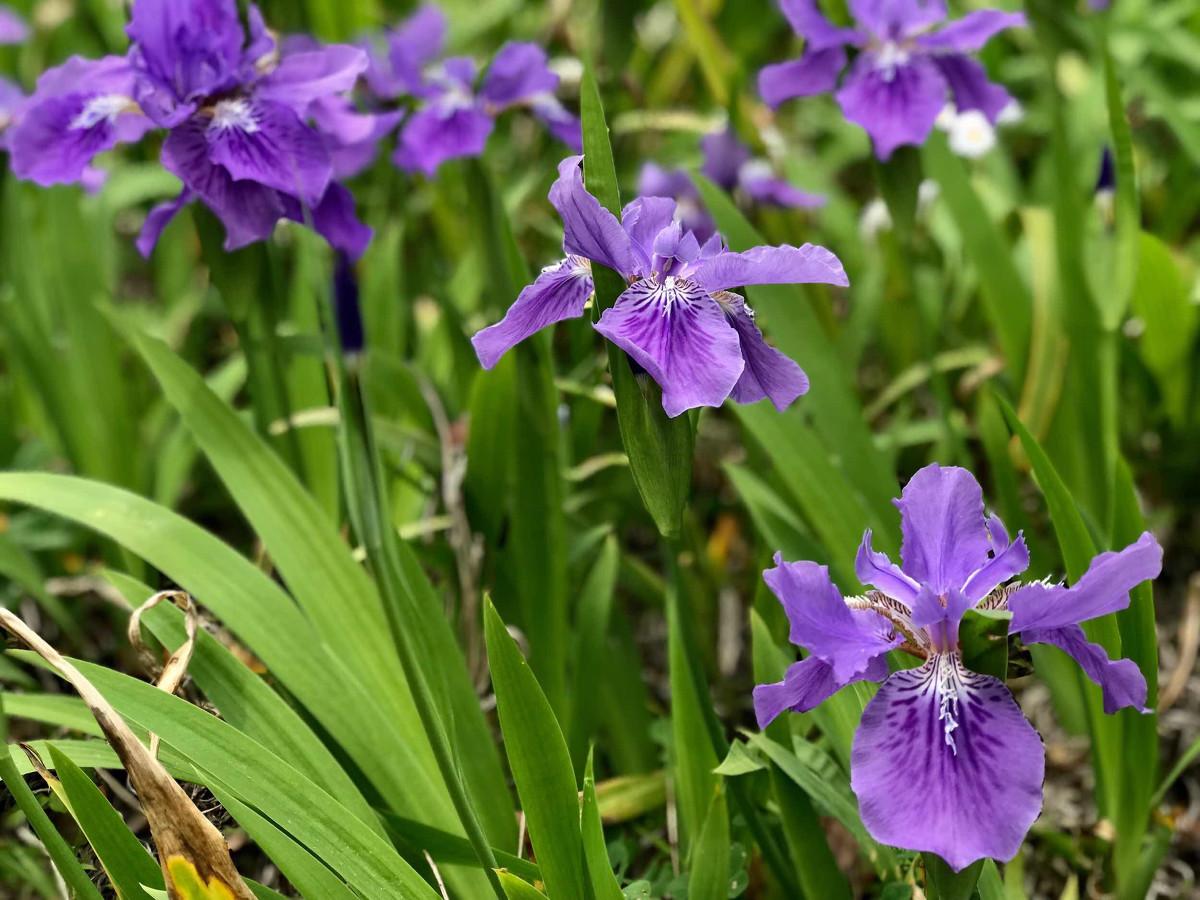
[836, 54, 948, 160]
[383, 3, 448, 98]
[856, 531, 921, 606]
[895, 464, 991, 595]
[718, 292, 810, 411]
[961, 531, 1029, 604]
[481, 42, 558, 108]
[162, 119, 287, 250]
[127, 0, 244, 122]
[700, 128, 751, 191]
[933, 55, 1012, 122]
[918, 11, 1026, 52]
[849, 0, 947, 38]
[594, 278, 743, 417]
[758, 48, 847, 108]
[549, 156, 638, 278]
[778, 0, 862, 49]
[763, 556, 901, 681]
[693, 243, 848, 294]
[206, 98, 332, 207]
[755, 654, 888, 728]
[256, 45, 370, 113]
[393, 101, 494, 177]
[471, 258, 593, 368]
[851, 654, 1044, 872]
[1008, 532, 1163, 632]
[621, 196, 679, 269]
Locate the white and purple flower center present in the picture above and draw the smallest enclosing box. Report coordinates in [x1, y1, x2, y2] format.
[208, 98, 260, 134]
[70, 93, 134, 130]
[873, 40, 914, 82]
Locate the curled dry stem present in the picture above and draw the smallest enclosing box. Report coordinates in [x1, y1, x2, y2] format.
[127, 591, 200, 759]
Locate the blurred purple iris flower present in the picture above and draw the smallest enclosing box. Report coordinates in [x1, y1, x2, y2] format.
[9, 0, 374, 259]
[472, 155, 847, 417]
[754, 464, 1162, 870]
[640, 126, 825, 242]
[0, 5, 27, 44]
[760, 0, 1025, 159]
[362, 4, 578, 177]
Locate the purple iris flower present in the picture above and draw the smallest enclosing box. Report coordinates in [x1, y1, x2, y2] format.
[0, 5, 28, 44]
[9, 0, 374, 259]
[754, 464, 1162, 870]
[0, 5, 26, 44]
[471, 155, 847, 417]
[362, 3, 448, 101]
[395, 40, 582, 177]
[639, 126, 825, 242]
[759, 0, 1025, 159]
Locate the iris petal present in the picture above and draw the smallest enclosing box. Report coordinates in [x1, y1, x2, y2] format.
[594, 277, 743, 417]
[851, 654, 1044, 872]
[471, 259, 594, 369]
[762, 556, 901, 682]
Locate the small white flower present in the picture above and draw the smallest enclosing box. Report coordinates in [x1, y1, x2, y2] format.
[917, 179, 940, 213]
[935, 103, 959, 132]
[859, 198, 892, 241]
[549, 56, 583, 87]
[947, 110, 996, 159]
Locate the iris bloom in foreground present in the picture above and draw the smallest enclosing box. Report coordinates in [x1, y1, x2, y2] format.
[754, 464, 1162, 870]
[471, 155, 848, 417]
[9, 0, 372, 258]
[759, 0, 1025, 159]
[639, 126, 824, 242]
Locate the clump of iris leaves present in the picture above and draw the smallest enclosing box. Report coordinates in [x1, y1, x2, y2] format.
[1, 2, 1199, 900]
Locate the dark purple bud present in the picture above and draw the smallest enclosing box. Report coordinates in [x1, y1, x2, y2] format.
[1095, 147, 1115, 194]
[334, 252, 365, 355]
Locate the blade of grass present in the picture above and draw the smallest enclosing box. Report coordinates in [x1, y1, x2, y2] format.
[46, 744, 165, 899]
[921, 133, 1031, 380]
[212, 787, 359, 900]
[484, 599, 586, 898]
[581, 750, 624, 900]
[569, 536, 621, 774]
[0, 695, 104, 900]
[687, 781, 730, 900]
[377, 813, 542, 884]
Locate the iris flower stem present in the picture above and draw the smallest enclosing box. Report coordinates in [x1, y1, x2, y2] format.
[325, 327, 506, 898]
[197, 217, 304, 474]
[665, 537, 801, 896]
